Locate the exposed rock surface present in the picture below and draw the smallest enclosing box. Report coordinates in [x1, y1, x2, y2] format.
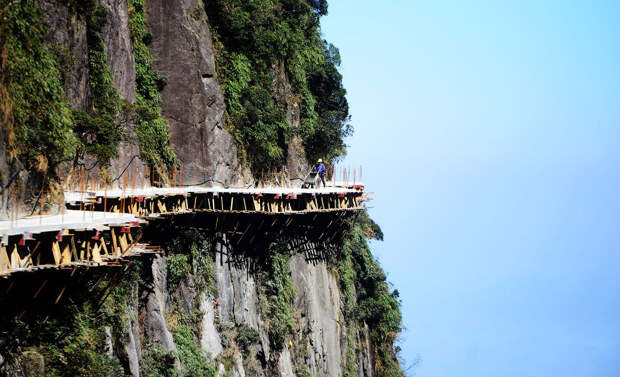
[100, 0, 136, 103]
[146, 0, 244, 186]
[144, 256, 179, 363]
[200, 294, 223, 359]
[290, 253, 344, 376]
[99, 0, 143, 179]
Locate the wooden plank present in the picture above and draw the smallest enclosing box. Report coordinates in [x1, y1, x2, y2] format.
[101, 238, 109, 256]
[70, 236, 79, 262]
[10, 245, 21, 269]
[79, 241, 86, 260]
[119, 234, 128, 255]
[157, 199, 167, 213]
[60, 243, 72, 265]
[52, 241, 62, 265]
[54, 286, 66, 304]
[111, 228, 119, 255]
[92, 242, 102, 263]
[0, 245, 10, 272]
[33, 279, 48, 298]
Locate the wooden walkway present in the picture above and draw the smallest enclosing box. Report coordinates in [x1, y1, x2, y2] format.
[0, 185, 368, 277]
[64, 185, 368, 216]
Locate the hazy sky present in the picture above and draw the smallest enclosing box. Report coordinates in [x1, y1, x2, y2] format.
[322, 1, 620, 376]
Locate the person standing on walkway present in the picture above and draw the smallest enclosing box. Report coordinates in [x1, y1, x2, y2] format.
[315, 159, 326, 188]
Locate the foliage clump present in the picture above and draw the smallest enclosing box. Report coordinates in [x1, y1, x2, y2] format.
[0, 0, 176, 174]
[234, 325, 260, 356]
[172, 324, 217, 377]
[256, 240, 295, 349]
[0, 0, 76, 171]
[74, 2, 125, 166]
[336, 215, 404, 376]
[204, 0, 352, 172]
[141, 344, 179, 377]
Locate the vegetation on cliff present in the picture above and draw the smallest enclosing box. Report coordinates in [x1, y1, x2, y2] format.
[204, 0, 352, 172]
[0, 0, 175, 175]
[336, 213, 404, 376]
[127, 0, 176, 168]
[0, 0, 76, 172]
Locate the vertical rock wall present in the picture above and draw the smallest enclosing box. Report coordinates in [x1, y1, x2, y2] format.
[146, 0, 244, 186]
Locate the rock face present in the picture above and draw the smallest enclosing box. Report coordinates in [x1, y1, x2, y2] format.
[144, 255, 178, 358]
[95, 239, 372, 377]
[289, 254, 344, 376]
[146, 0, 244, 186]
[100, 0, 136, 104]
[99, 0, 143, 179]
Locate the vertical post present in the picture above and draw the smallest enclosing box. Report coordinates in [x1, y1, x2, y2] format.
[104, 184, 108, 215]
[40, 183, 45, 225]
[10, 185, 14, 228]
[62, 190, 65, 224]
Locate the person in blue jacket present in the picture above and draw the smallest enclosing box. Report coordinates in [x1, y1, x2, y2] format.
[314, 159, 326, 187]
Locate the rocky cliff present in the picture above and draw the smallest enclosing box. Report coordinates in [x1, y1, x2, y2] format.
[0, 1, 403, 376]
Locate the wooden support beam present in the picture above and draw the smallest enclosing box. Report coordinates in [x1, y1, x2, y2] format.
[60, 242, 72, 265]
[54, 286, 66, 304]
[101, 238, 109, 256]
[157, 199, 167, 213]
[10, 244, 22, 269]
[111, 228, 119, 256]
[52, 241, 61, 265]
[119, 234, 128, 254]
[92, 242, 102, 262]
[0, 245, 10, 272]
[70, 236, 79, 262]
[236, 223, 252, 245]
[33, 279, 48, 298]
[21, 241, 41, 268]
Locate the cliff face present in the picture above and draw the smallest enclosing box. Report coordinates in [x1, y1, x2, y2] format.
[0, 1, 403, 376]
[145, 0, 243, 185]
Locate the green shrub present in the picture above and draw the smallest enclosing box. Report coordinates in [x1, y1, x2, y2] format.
[235, 325, 260, 356]
[0, 0, 77, 171]
[172, 324, 217, 377]
[204, 0, 351, 172]
[141, 344, 180, 377]
[255, 241, 295, 349]
[168, 253, 190, 291]
[335, 217, 404, 377]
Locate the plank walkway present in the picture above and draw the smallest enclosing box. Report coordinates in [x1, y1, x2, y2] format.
[0, 184, 368, 277]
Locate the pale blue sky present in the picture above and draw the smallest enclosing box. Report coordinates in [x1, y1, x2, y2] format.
[322, 1, 620, 376]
